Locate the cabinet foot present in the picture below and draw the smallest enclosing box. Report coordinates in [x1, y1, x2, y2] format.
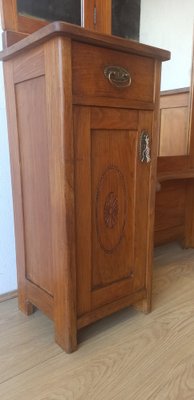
[19, 300, 35, 316]
[133, 297, 152, 314]
[55, 331, 77, 353]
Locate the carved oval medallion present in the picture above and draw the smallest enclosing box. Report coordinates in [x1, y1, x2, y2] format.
[104, 192, 118, 229]
[96, 166, 127, 253]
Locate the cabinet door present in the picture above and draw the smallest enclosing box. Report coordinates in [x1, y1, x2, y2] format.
[74, 106, 153, 316]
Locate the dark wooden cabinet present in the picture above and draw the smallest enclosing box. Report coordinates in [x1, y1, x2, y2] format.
[0, 22, 170, 352]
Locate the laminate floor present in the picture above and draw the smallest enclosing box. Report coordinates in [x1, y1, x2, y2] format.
[1, 242, 194, 399]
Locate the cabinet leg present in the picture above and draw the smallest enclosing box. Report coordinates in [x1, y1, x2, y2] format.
[18, 290, 35, 316]
[133, 296, 152, 314]
[55, 324, 77, 354]
[21, 301, 35, 316]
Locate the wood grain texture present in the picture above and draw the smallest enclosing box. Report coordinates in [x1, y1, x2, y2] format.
[1, 0, 111, 45]
[134, 111, 155, 313]
[2, 31, 28, 48]
[15, 75, 53, 295]
[155, 39, 194, 249]
[0, 0, 46, 33]
[83, 0, 112, 34]
[159, 89, 190, 156]
[2, 24, 166, 352]
[72, 41, 155, 103]
[0, 0, 17, 31]
[74, 106, 92, 317]
[188, 35, 194, 167]
[74, 105, 154, 321]
[157, 88, 190, 177]
[0, 299, 62, 386]
[73, 94, 155, 111]
[91, 123, 137, 289]
[155, 87, 193, 247]
[140, 60, 162, 312]
[26, 280, 54, 320]
[13, 47, 44, 83]
[17, 14, 47, 34]
[184, 35, 194, 248]
[157, 155, 188, 177]
[3, 61, 34, 316]
[44, 37, 77, 353]
[1, 0, 111, 48]
[154, 180, 187, 246]
[1, 243, 194, 399]
[155, 181, 187, 232]
[78, 288, 146, 329]
[155, 225, 185, 248]
[0, 21, 170, 62]
[184, 181, 194, 248]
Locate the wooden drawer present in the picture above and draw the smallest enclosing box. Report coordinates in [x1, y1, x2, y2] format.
[72, 42, 155, 103]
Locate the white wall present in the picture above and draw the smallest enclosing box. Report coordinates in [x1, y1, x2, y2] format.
[0, 28, 17, 295]
[140, 0, 194, 90]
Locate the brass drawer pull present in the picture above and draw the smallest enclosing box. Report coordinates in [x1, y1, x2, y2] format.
[139, 131, 151, 163]
[104, 66, 131, 88]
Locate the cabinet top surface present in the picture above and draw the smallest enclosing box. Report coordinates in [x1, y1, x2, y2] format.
[0, 21, 170, 62]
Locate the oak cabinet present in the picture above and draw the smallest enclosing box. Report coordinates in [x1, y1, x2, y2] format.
[75, 106, 152, 317]
[0, 22, 170, 352]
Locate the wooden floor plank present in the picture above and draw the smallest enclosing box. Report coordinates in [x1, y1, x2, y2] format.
[1, 243, 194, 399]
[0, 300, 62, 384]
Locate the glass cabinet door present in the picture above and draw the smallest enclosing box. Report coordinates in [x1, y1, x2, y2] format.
[112, 0, 140, 41]
[17, 0, 81, 26]
[16, 0, 140, 39]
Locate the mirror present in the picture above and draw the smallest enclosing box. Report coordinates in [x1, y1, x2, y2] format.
[111, 1, 193, 158]
[17, 0, 81, 25]
[139, 1, 194, 158]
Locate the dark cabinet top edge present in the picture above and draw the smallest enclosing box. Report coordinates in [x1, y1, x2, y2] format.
[0, 21, 171, 62]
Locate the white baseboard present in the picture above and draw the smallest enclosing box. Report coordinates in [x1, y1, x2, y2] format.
[0, 290, 18, 303]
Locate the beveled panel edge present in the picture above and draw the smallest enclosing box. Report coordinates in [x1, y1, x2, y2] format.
[0, 290, 18, 303]
[13, 47, 45, 84]
[160, 87, 190, 97]
[26, 279, 54, 320]
[0, 21, 170, 62]
[77, 288, 146, 329]
[73, 95, 155, 110]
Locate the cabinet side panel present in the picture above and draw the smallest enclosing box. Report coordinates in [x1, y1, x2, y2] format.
[3, 60, 31, 313]
[15, 76, 53, 295]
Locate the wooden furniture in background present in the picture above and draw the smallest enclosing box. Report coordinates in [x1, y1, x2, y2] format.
[0, 0, 142, 47]
[0, 21, 169, 352]
[155, 36, 194, 248]
[159, 88, 190, 157]
[0, 0, 112, 46]
[155, 88, 190, 246]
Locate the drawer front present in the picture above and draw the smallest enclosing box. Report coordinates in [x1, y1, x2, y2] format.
[72, 42, 155, 103]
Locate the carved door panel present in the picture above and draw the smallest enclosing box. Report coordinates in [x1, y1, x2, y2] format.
[74, 106, 153, 316]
